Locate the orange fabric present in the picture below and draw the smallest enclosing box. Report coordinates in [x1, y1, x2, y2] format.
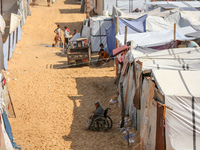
[103, 51, 109, 58]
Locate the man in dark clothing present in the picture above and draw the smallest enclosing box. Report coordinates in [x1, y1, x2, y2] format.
[85, 101, 104, 130]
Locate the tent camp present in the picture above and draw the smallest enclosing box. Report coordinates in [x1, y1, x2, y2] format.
[116, 26, 197, 49]
[94, 0, 150, 15]
[1, 0, 30, 70]
[145, 1, 200, 12]
[113, 46, 200, 149]
[89, 16, 112, 53]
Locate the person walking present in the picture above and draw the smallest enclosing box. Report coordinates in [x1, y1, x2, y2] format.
[64, 26, 70, 46]
[47, 0, 50, 6]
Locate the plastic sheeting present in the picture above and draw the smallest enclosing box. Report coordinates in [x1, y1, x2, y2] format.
[112, 6, 174, 20]
[2, 109, 20, 149]
[91, 36, 107, 52]
[106, 20, 115, 56]
[3, 36, 9, 71]
[128, 47, 200, 71]
[90, 16, 112, 52]
[118, 15, 147, 35]
[81, 25, 90, 41]
[116, 26, 197, 48]
[146, 1, 200, 12]
[0, 34, 4, 70]
[152, 70, 200, 150]
[0, 15, 6, 34]
[69, 33, 81, 42]
[1, 113, 14, 150]
[102, 0, 150, 15]
[9, 13, 22, 34]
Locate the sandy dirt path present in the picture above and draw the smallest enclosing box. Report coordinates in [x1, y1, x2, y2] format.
[5, 0, 139, 149]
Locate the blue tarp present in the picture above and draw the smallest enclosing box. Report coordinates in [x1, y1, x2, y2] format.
[106, 19, 116, 56]
[118, 14, 148, 35]
[3, 37, 9, 71]
[2, 109, 21, 149]
[106, 15, 148, 56]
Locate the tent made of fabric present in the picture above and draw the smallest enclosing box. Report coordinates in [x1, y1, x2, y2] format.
[127, 47, 200, 71]
[112, 6, 173, 20]
[69, 33, 81, 42]
[118, 14, 147, 35]
[0, 15, 6, 34]
[95, 0, 150, 15]
[0, 34, 4, 70]
[106, 14, 147, 55]
[152, 70, 200, 150]
[9, 13, 22, 34]
[1, 0, 18, 21]
[145, 1, 200, 12]
[90, 16, 112, 52]
[116, 26, 197, 48]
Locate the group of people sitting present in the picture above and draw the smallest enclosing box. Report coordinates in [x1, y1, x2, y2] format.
[53, 25, 77, 47]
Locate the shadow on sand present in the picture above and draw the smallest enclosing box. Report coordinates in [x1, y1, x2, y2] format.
[61, 76, 125, 149]
[59, 9, 81, 14]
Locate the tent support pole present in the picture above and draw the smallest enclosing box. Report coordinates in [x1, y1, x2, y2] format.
[124, 26, 127, 45]
[115, 17, 119, 76]
[174, 23, 176, 41]
[1, 0, 2, 15]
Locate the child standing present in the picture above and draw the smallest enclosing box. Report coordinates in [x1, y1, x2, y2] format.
[54, 33, 60, 47]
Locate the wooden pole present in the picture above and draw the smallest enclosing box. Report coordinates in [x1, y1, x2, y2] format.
[174, 23, 176, 41]
[1, 0, 2, 15]
[130, 40, 133, 50]
[115, 17, 119, 76]
[124, 26, 128, 45]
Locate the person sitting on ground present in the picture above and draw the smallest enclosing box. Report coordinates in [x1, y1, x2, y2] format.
[85, 101, 104, 130]
[54, 32, 60, 47]
[99, 49, 109, 60]
[98, 43, 108, 54]
[54, 25, 61, 37]
[72, 29, 77, 37]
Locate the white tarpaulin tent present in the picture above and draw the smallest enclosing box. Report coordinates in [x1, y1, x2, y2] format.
[90, 16, 112, 52]
[152, 70, 200, 150]
[127, 47, 200, 71]
[0, 15, 6, 34]
[116, 26, 197, 48]
[0, 35, 4, 70]
[9, 13, 22, 34]
[145, 1, 200, 12]
[112, 6, 173, 20]
[95, 0, 150, 15]
[69, 33, 81, 42]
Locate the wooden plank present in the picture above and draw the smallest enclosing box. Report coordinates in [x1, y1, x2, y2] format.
[124, 26, 127, 45]
[115, 17, 119, 76]
[156, 105, 165, 150]
[174, 23, 176, 41]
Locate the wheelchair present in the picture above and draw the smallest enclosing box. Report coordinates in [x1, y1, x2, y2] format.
[89, 107, 113, 132]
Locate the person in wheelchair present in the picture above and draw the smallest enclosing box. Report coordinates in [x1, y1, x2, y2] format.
[85, 101, 104, 130]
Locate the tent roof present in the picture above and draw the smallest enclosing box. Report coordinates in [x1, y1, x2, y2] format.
[116, 26, 197, 48]
[146, 1, 200, 8]
[128, 47, 200, 71]
[157, 4, 178, 10]
[152, 70, 200, 97]
[2, 0, 18, 21]
[69, 33, 81, 42]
